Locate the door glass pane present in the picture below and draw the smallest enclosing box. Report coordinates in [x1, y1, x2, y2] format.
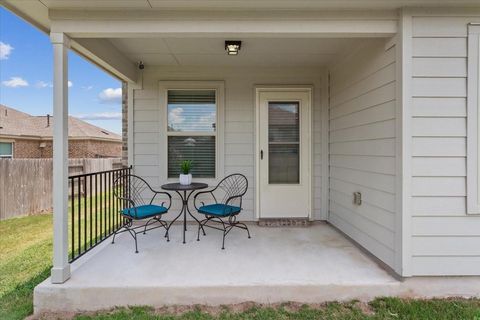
[268, 102, 299, 143]
[268, 102, 300, 184]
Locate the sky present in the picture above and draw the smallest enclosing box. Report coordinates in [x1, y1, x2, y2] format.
[0, 7, 122, 134]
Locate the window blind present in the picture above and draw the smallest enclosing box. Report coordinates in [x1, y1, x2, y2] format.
[167, 90, 216, 132]
[0, 142, 12, 157]
[167, 89, 217, 178]
[168, 136, 216, 178]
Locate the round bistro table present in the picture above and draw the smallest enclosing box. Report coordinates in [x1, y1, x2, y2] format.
[161, 182, 208, 244]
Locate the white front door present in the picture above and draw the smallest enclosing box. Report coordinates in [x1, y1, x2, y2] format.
[257, 88, 312, 219]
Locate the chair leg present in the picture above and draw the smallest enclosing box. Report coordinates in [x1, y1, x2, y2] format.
[219, 218, 227, 250]
[222, 229, 226, 250]
[134, 232, 139, 253]
[160, 219, 170, 242]
[197, 218, 208, 241]
[143, 218, 156, 234]
[236, 222, 251, 239]
[111, 228, 119, 244]
[122, 227, 139, 253]
[197, 221, 202, 241]
[112, 220, 131, 244]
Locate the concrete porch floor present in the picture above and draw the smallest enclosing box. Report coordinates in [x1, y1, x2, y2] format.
[34, 223, 480, 313]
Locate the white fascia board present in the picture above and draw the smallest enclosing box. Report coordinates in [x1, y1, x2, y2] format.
[1, 3, 138, 83]
[50, 19, 397, 38]
[71, 38, 138, 83]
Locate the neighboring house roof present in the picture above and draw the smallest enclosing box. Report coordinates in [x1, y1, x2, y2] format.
[0, 104, 121, 142]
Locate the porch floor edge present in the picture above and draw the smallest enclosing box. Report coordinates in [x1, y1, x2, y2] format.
[33, 278, 480, 314]
[32, 224, 480, 314]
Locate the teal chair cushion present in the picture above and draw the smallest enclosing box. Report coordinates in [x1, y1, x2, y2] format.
[198, 203, 241, 217]
[121, 204, 168, 219]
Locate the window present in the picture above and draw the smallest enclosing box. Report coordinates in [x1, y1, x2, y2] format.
[467, 24, 480, 214]
[160, 82, 224, 180]
[0, 142, 13, 158]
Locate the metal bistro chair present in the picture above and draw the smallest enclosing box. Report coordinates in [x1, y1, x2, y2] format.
[194, 174, 250, 249]
[112, 174, 171, 253]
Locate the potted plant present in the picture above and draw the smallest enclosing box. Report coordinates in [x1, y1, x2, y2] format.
[179, 160, 192, 185]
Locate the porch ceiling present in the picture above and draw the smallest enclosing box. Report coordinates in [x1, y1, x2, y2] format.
[108, 37, 364, 67]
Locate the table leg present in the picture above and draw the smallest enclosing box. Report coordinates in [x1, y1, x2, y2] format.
[186, 190, 206, 236]
[184, 190, 187, 232]
[183, 193, 187, 243]
[166, 210, 183, 242]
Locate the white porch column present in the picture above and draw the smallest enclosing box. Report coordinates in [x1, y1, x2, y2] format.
[50, 32, 71, 284]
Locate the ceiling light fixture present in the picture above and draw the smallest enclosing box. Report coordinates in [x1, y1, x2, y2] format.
[225, 40, 242, 55]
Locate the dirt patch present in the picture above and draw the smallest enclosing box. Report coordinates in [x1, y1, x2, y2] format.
[27, 311, 77, 320]
[353, 301, 375, 316]
[30, 301, 376, 319]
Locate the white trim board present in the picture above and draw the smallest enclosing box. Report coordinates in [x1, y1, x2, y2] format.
[158, 80, 225, 184]
[254, 86, 314, 221]
[467, 24, 480, 214]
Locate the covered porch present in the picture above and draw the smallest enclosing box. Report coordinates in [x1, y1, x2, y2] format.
[35, 223, 400, 312]
[35, 222, 480, 313]
[6, 1, 410, 314]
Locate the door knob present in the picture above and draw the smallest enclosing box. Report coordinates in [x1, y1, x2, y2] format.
[260, 150, 263, 160]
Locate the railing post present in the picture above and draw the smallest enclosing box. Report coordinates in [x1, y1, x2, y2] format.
[50, 32, 71, 284]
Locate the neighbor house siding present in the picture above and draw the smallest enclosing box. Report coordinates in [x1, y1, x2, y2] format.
[328, 39, 397, 269]
[132, 66, 325, 220]
[410, 14, 480, 275]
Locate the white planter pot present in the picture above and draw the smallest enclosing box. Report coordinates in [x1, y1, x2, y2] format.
[179, 173, 192, 185]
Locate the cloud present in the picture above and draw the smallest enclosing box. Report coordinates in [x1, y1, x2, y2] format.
[68, 81, 73, 88]
[168, 107, 185, 127]
[0, 42, 13, 60]
[74, 112, 122, 120]
[197, 112, 216, 130]
[2, 77, 28, 88]
[81, 85, 93, 91]
[98, 87, 122, 103]
[35, 81, 52, 88]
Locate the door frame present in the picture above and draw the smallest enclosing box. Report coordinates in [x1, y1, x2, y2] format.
[254, 85, 313, 220]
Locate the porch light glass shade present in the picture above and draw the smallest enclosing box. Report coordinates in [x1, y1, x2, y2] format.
[268, 102, 300, 184]
[225, 41, 241, 55]
[0, 142, 13, 158]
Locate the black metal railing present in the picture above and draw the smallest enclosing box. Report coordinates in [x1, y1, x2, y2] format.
[68, 166, 131, 262]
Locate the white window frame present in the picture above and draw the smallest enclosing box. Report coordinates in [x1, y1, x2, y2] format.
[467, 24, 480, 214]
[0, 141, 14, 158]
[159, 81, 225, 183]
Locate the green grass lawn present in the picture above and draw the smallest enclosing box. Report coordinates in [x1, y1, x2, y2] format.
[2, 214, 480, 320]
[0, 214, 53, 320]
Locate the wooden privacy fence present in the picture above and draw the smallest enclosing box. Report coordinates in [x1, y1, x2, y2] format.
[0, 158, 123, 220]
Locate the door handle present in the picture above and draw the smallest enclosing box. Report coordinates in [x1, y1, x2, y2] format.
[260, 150, 263, 160]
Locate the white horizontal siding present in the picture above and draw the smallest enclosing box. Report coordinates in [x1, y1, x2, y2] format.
[328, 39, 397, 270]
[412, 256, 480, 276]
[412, 197, 466, 216]
[412, 38, 466, 57]
[412, 57, 466, 77]
[132, 66, 324, 221]
[410, 15, 480, 275]
[412, 78, 466, 97]
[412, 97, 466, 117]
